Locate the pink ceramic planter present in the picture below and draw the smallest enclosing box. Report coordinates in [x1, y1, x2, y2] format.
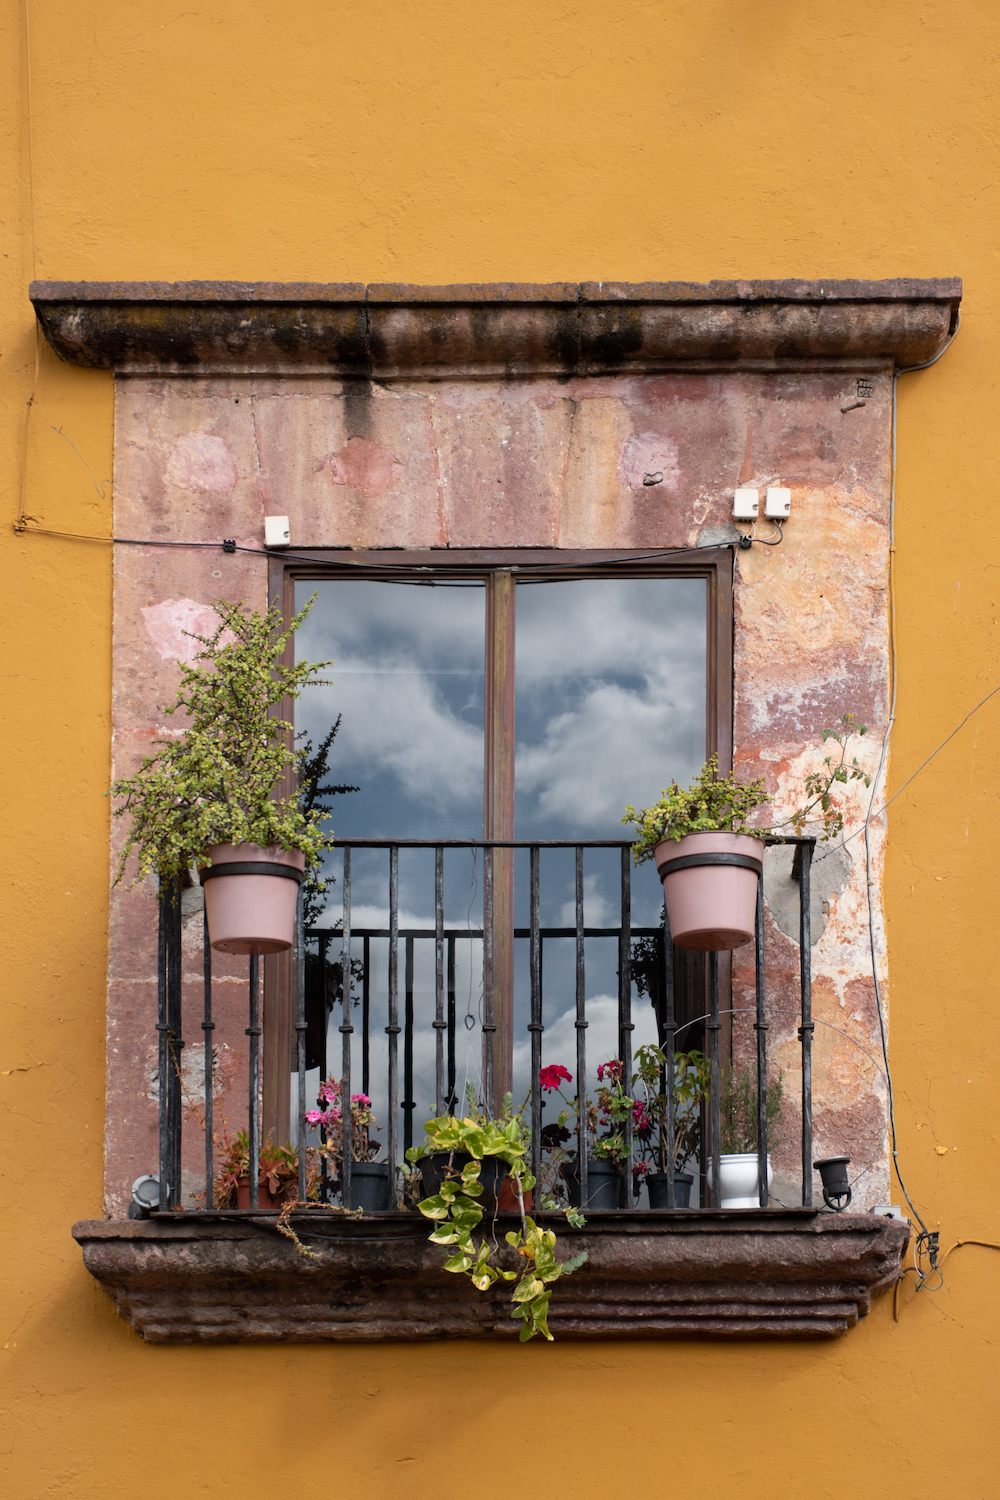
[201, 842, 306, 955]
[653, 831, 765, 952]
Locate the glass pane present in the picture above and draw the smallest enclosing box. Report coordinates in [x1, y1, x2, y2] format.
[514, 577, 707, 839]
[295, 579, 486, 839]
[512, 577, 708, 1126]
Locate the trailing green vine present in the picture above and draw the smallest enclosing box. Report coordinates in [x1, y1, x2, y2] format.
[407, 1090, 587, 1343]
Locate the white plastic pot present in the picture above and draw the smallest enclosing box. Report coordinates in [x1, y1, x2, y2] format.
[708, 1151, 773, 1208]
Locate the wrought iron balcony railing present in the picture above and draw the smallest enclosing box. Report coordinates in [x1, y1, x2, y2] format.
[152, 836, 816, 1218]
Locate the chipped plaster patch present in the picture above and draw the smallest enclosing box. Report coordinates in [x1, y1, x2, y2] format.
[142, 598, 229, 663]
[619, 431, 681, 492]
[165, 432, 238, 493]
[327, 436, 403, 496]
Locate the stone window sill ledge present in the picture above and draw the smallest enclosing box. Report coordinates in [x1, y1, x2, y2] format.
[73, 1210, 910, 1343]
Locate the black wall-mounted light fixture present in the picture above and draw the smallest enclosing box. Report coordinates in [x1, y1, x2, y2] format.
[813, 1155, 852, 1212]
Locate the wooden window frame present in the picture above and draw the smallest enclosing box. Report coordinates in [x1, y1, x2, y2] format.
[262, 547, 734, 1140]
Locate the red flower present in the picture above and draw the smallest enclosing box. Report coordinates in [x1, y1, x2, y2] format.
[597, 1058, 624, 1084]
[540, 1064, 572, 1093]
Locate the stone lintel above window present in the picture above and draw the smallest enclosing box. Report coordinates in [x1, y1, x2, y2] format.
[31, 277, 960, 377]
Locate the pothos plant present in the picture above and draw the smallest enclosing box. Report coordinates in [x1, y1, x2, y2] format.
[406, 1086, 588, 1343]
[110, 597, 333, 888]
[623, 715, 872, 865]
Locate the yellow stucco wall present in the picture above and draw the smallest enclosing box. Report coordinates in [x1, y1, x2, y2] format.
[2, 3, 997, 1494]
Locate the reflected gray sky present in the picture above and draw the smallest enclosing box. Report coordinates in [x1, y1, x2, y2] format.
[296, 573, 708, 1149]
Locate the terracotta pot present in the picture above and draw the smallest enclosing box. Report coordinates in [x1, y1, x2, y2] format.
[235, 1174, 294, 1211]
[497, 1175, 534, 1213]
[707, 1152, 773, 1208]
[654, 832, 764, 951]
[201, 842, 305, 955]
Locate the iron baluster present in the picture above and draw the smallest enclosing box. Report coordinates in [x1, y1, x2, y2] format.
[447, 935, 457, 1112]
[575, 846, 587, 1209]
[295, 885, 307, 1204]
[755, 869, 768, 1209]
[165, 884, 183, 1210]
[361, 934, 371, 1099]
[662, 905, 676, 1209]
[341, 847, 353, 1210]
[482, 846, 495, 1116]
[619, 846, 633, 1206]
[386, 847, 399, 1206]
[798, 840, 814, 1207]
[434, 846, 445, 1116]
[708, 951, 721, 1209]
[156, 893, 169, 1207]
[247, 953, 260, 1209]
[403, 936, 415, 1154]
[202, 902, 214, 1211]
[529, 844, 542, 1194]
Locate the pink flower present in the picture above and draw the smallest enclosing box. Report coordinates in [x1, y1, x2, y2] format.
[633, 1102, 653, 1133]
[597, 1058, 624, 1084]
[540, 1064, 572, 1093]
[350, 1093, 371, 1107]
[305, 1109, 323, 1125]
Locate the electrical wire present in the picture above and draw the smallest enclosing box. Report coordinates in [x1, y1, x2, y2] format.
[865, 316, 961, 1289]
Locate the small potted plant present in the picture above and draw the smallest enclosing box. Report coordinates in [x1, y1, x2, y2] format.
[622, 717, 871, 951]
[712, 1061, 784, 1208]
[214, 1130, 320, 1210]
[308, 1078, 389, 1212]
[111, 598, 332, 954]
[406, 1087, 587, 1343]
[540, 1060, 633, 1209]
[631, 1044, 710, 1208]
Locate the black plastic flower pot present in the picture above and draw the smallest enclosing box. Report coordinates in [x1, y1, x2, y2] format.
[417, 1151, 509, 1208]
[645, 1171, 694, 1209]
[563, 1159, 624, 1209]
[348, 1161, 391, 1213]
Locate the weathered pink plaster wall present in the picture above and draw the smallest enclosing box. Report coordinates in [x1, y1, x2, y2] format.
[107, 368, 891, 1213]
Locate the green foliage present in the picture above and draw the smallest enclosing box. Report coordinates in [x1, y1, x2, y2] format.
[622, 715, 871, 865]
[720, 1062, 784, 1155]
[632, 1043, 710, 1171]
[623, 754, 770, 865]
[297, 716, 358, 928]
[406, 1091, 588, 1343]
[111, 597, 333, 886]
[213, 1129, 320, 1208]
[789, 714, 871, 840]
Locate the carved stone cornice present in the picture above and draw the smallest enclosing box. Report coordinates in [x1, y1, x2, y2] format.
[31, 278, 960, 377]
[73, 1209, 910, 1343]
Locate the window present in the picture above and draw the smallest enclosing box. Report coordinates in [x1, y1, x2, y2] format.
[261, 551, 730, 1202]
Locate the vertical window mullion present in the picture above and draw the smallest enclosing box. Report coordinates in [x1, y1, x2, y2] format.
[484, 570, 516, 1101]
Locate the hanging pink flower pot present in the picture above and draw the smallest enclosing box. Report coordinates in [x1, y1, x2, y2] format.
[653, 831, 764, 952]
[200, 842, 306, 955]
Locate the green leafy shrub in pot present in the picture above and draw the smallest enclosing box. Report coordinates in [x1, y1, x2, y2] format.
[110, 596, 333, 888]
[622, 716, 872, 865]
[720, 1062, 784, 1155]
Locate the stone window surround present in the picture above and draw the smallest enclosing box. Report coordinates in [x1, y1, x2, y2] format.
[35, 276, 958, 1342]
